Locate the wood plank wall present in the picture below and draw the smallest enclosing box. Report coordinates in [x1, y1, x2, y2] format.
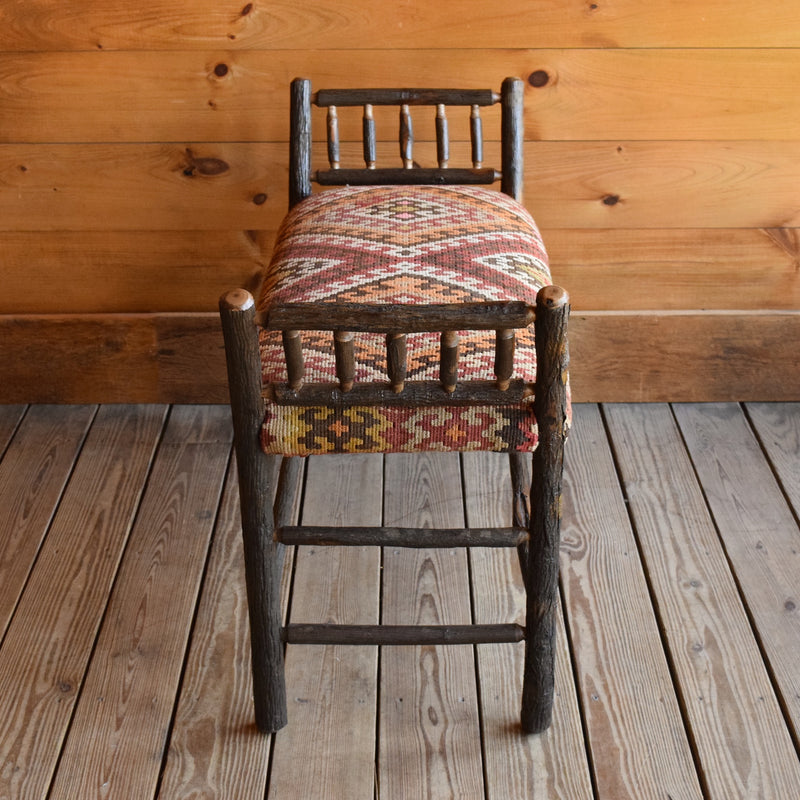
[1, 1, 798, 403]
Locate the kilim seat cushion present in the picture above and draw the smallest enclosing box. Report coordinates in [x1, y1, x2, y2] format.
[257, 184, 552, 455]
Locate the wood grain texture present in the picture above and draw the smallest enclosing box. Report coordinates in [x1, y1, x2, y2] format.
[547, 227, 800, 311]
[46, 405, 232, 800]
[0, 406, 25, 454]
[4, 49, 798, 143]
[569, 311, 800, 402]
[158, 455, 298, 799]
[268, 454, 383, 799]
[746, 402, 800, 515]
[0, 405, 166, 800]
[462, 451, 594, 799]
[674, 403, 800, 743]
[605, 403, 800, 797]
[0, 405, 95, 636]
[380, 452, 484, 799]
[1, 230, 268, 314]
[1, 1, 798, 50]
[561, 404, 702, 799]
[4, 226, 798, 316]
[4, 141, 800, 231]
[3, 311, 798, 405]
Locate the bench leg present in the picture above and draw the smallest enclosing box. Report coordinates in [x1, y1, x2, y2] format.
[220, 289, 288, 733]
[521, 286, 569, 734]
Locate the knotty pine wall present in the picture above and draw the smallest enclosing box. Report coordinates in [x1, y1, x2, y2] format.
[1, 1, 799, 402]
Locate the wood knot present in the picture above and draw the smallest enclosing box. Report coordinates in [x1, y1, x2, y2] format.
[253, 193, 268, 205]
[182, 148, 230, 177]
[528, 70, 550, 88]
[214, 63, 229, 78]
[602, 194, 620, 206]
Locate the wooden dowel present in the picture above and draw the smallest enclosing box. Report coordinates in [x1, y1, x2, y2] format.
[283, 623, 526, 646]
[440, 330, 459, 392]
[277, 525, 529, 548]
[282, 329, 304, 391]
[363, 104, 376, 168]
[289, 78, 312, 208]
[386, 332, 407, 393]
[400, 104, 413, 168]
[436, 104, 449, 168]
[495, 328, 515, 391]
[470, 104, 483, 168]
[334, 330, 355, 392]
[326, 105, 340, 169]
[501, 77, 524, 202]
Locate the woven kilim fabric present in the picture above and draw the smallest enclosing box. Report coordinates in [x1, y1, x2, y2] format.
[257, 185, 551, 455]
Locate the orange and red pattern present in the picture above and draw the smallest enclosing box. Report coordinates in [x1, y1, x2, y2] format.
[257, 185, 551, 455]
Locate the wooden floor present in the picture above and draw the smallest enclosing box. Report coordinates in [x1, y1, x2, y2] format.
[0, 403, 798, 799]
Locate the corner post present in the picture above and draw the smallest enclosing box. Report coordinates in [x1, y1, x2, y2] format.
[219, 288, 288, 732]
[290, 78, 313, 208]
[500, 76, 524, 202]
[521, 284, 569, 733]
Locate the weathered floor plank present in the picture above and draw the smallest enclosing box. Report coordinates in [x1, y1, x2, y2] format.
[0, 403, 798, 800]
[46, 405, 232, 800]
[380, 452, 484, 799]
[268, 454, 383, 799]
[0, 405, 25, 454]
[157, 454, 300, 799]
[562, 404, 703, 799]
[0, 405, 166, 800]
[0, 405, 96, 637]
[462, 451, 595, 800]
[674, 403, 800, 745]
[606, 403, 800, 797]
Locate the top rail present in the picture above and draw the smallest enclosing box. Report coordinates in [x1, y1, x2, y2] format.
[314, 88, 501, 107]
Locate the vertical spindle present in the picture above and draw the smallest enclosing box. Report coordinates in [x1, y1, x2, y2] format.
[363, 104, 376, 168]
[400, 104, 414, 168]
[440, 331, 459, 392]
[386, 332, 408, 393]
[334, 330, 356, 392]
[282, 330, 305, 391]
[436, 104, 449, 168]
[494, 328, 515, 391]
[470, 104, 483, 168]
[327, 105, 340, 169]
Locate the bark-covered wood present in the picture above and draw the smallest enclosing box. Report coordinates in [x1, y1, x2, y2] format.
[289, 78, 312, 208]
[314, 88, 500, 107]
[219, 289, 287, 733]
[501, 76, 524, 202]
[281, 329, 304, 391]
[268, 379, 532, 407]
[260, 300, 535, 333]
[276, 525, 528, 548]
[315, 166, 499, 186]
[283, 623, 525, 645]
[509, 451, 532, 582]
[522, 285, 569, 733]
[386, 332, 407, 392]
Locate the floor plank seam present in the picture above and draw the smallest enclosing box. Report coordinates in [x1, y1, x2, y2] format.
[669, 402, 800, 758]
[600, 403, 710, 797]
